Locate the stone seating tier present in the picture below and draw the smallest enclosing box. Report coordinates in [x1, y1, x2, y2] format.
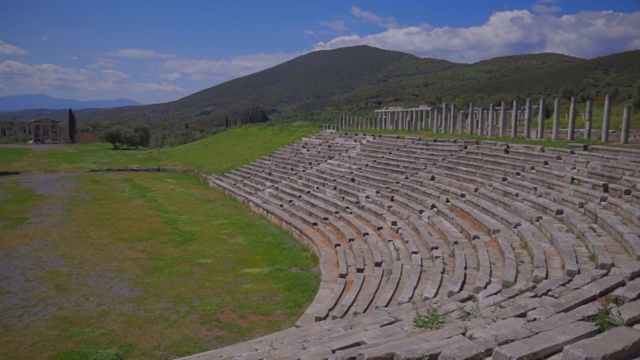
[188, 131, 640, 360]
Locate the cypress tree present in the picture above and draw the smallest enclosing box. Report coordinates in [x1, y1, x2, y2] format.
[68, 108, 77, 143]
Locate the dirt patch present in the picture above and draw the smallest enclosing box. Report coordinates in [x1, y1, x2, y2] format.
[17, 173, 89, 231]
[0, 173, 140, 325]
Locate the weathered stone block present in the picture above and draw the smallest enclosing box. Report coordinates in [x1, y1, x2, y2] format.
[582, 275, 625, 297]
[438, 337, 496, 360]
[619, 299, 640, 325]
[492, 321, 599, 360]
[562, 326, 640, 360]
[612, 277, 640, 303]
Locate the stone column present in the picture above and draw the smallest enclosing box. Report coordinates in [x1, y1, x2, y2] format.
[441, 103, 447, 134]
[621, 105, 631, 144]
[602, 95, 612, 143]
[449, 103, 455, 134]
[537, 98, 545, 140]
[478, 107, 484, 136]
[458, 111, 464, 135]
[584, 100, 592, 140]
[391, 111, 395, 130]
[430, 108, 436, 132]
[524, 99, 531, 139]
[567, 97, 576, 141]
[422, 108, 427, 130]
[404, 110, 409, 131]
[552, 98, 561, 140]
[467, 103, 474, 135]
[488, 104, 495, 137]
[511, 100, 518, 138]
[499, 100, 506, 137]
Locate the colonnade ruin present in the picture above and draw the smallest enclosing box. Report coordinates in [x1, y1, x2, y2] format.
[333, 95, 637, 144]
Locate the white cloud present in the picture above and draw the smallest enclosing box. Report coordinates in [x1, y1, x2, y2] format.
[351, 7, 398, 29]
[315, 10, 640, 63]
[65, 55, 79, 60]
[0, 59, 189, 98]
[0, 60, 94, 90]
[88, 57, 119, 69]
[158, 72, 182, 80]
[320, 20, 348, 32]
[112, 48, 171, 59]
[0, 40, 27, 55]
[132, 82, 185, 92]
[163, 52, 298, 81]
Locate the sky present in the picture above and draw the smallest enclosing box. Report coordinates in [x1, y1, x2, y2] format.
[0, 0, 639, 105]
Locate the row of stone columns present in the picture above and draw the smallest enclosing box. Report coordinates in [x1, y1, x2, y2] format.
[337, 96, 635, 144]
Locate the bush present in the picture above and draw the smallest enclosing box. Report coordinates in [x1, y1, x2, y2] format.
[103, 124, 151, 150]
[103, 126, 126, 149]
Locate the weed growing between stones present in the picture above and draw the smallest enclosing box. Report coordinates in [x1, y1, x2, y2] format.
[457, 309, 476, 322]
[592, 305, 620, 332]
[502, 280, 515, 289]
[413, 310, 443, 329]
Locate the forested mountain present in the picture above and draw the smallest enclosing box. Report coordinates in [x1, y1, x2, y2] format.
[2, 45, 638, 146]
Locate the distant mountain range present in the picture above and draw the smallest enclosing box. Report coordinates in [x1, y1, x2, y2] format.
[1, 45, 638, 146]
[0, 94, 141, 111]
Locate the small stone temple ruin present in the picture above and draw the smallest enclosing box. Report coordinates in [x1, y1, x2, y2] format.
[30, 117, 60, 143]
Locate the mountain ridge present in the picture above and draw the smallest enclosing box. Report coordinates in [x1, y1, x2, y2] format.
[1, 45, 638, 146]
[0, 94, 141, 111]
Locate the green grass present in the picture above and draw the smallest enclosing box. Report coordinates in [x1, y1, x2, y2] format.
[0, 172, 319, 360]
[0, 183, 42, 229]
[0, 125, 324, 360]
[0, 144, 167, 174]
[161, 123, 321, 174]
[0, 147, 32, 170]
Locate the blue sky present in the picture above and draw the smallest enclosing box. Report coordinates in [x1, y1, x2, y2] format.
[1, 0, 639, 104]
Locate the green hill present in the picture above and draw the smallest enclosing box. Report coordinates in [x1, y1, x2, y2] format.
[2, 46, 639, 146]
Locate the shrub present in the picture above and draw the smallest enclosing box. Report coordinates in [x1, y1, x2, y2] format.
[103, 124, 151, 149]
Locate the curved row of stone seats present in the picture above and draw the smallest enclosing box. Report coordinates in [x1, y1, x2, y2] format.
[360, 138, 632, 286]
[269, 195, 384, 312]
[402, 167, 546, 287]
[206, 175, 344, 326]
[304, 155, 482, 305]
[190, 131, 640, 360]
[450, 143, 629, 258]
[182, 261, 640, 360]
[355, 138, 633, 289]
[217, 163, 384, 321]
[261, 172, 416, 315]
[219, 170, 397, 321]
[488, 143, 640, 265]
[324, 164, 469, 301]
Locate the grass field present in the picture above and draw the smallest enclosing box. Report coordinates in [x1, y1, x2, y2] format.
[0, 124, 321, 359]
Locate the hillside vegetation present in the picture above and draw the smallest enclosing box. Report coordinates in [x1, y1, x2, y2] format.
[2, 46, 639, 146]
[162, 123, 321, 174]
